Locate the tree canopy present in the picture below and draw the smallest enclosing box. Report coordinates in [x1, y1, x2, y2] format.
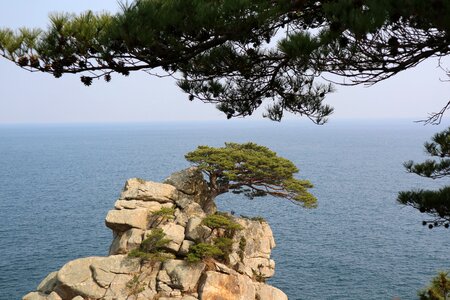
[185, 142, 316, 208]
[1, 0, 449, 122]
[418, 271, 450, 300]
[398, 127, 450, 229]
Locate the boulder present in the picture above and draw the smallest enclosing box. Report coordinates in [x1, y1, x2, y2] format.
[185, 217, 211, 242]
[101, 274, 134, 299]
[239, 257, 275, 279]
[109, 228, 144, 255]
[213, 261, 238, 275]
[181, 201, 206, 219]
[157, 282, 173, 293]
[235, 219, 275, 257]
[105, 208, 149, 232]
[127, 228, 144, 249]
[233, 219, 276, 279]
[174, 208, 189, 227]
[120, 178, 176, 203]
[158, 222, 185, 252]
[114, 199, 163, 211]
[157, 269, 172, 284]
[173, 201, 206, 226]
[37, 271, 58, 294]
[164, 167, 205, 195]
[164, 167, 216, 214]
[109, 233, 125, 255]
[47, 292, 62, 300]
[170, 289, 182, 297]
[56, 257, 107, 299]
[163, 260, 205, 291]
[56, 255, 140, 299]
[136, 262, 161, 295]
[178, 240, 195, 256]
[198, 271, 256, 300]
[254, 282, 289, 300]
[181, 296, 198, 300]
[22, 292, 48, 300]
[135, 288, 157, 300]
[90, 255, 140, 288]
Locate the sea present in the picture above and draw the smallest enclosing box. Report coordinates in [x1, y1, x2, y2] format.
[0, 120, 449, 300]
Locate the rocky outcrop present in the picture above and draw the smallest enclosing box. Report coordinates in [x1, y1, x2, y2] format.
[23, 168, 288, 300]
[164, 167, 216, 215]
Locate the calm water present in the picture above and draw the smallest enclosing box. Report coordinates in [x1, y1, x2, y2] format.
[0, 120, 449, 300]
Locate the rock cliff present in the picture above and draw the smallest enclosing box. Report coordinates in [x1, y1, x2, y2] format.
[23, 168, 288, 300]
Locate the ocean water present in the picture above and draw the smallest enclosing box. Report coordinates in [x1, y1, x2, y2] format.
[0, 120, 449, 300]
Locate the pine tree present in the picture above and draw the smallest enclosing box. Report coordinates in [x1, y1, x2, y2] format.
[1, 0, 448, 122]
[418, 272, 450, 300]
[185, 142, 316, 208]
[398, 127, 450, 228]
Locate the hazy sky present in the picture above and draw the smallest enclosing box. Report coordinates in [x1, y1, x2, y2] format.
[0, 1, 448, 124]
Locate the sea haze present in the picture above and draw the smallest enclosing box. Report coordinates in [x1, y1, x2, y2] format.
[0, 120, 449, 300]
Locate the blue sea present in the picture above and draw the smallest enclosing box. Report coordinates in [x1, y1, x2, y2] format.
[0, 120, 449, 300]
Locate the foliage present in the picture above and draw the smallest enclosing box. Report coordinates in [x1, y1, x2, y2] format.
[186, 142, 317, 208]
[126, 274, 145, 296]
[4, 1, 449, 122]
[252, 269, 266, 283]
[135, 177, 146, 184]
[238, 237, 247, 261]
[128, 248, 174, 262]
[202, 213, 243, 232]
[0, 1, 335, 123]
[186, 242, 224, 263]
[398, 127, 450, 228]
[152, 207, 176, 217]
[240, 215, 267, 223]
[418, 272, 450, 300]
[404, 128, 450, 179]
[213, 237, 234, 260]
[128, 228, 174, 262]
[140, 228, 171, 252]
[149, 207, 175, 227]
[186, 236, 234, 264]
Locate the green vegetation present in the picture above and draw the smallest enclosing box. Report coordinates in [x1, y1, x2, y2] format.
[240, 215, 267, 223]
[2, 1, 448, 122]
[135, 178, 146, 184]
[252, 269, 266, 283]
[419, 272, 450, 300]
[398, 128, 450, 228]
[128, 228, 174, 262]
[186, 142, 316, 208]
[238, 237, 247, 261]
[202, 213, 243, 235]
[149, 207, 175, 227]
[152, 207, 176, 218]
[128, 248, 174, 262]
[213, 237, 234, 262]
[186, 213, 240, 263]
[186, 236, 234, 263]
[186, 242, 224, 263]
[140, 228, 171, 252]
[126, 274, 145, 296]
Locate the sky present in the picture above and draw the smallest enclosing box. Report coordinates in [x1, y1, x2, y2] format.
[0, 1, 448, 124]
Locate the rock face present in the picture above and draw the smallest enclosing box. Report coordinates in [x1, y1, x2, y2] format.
[23, 168, 288, 300]
[164, 167, 216, 215]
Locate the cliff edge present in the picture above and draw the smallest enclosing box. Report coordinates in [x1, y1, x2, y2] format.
[23, 167, 288, 300]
